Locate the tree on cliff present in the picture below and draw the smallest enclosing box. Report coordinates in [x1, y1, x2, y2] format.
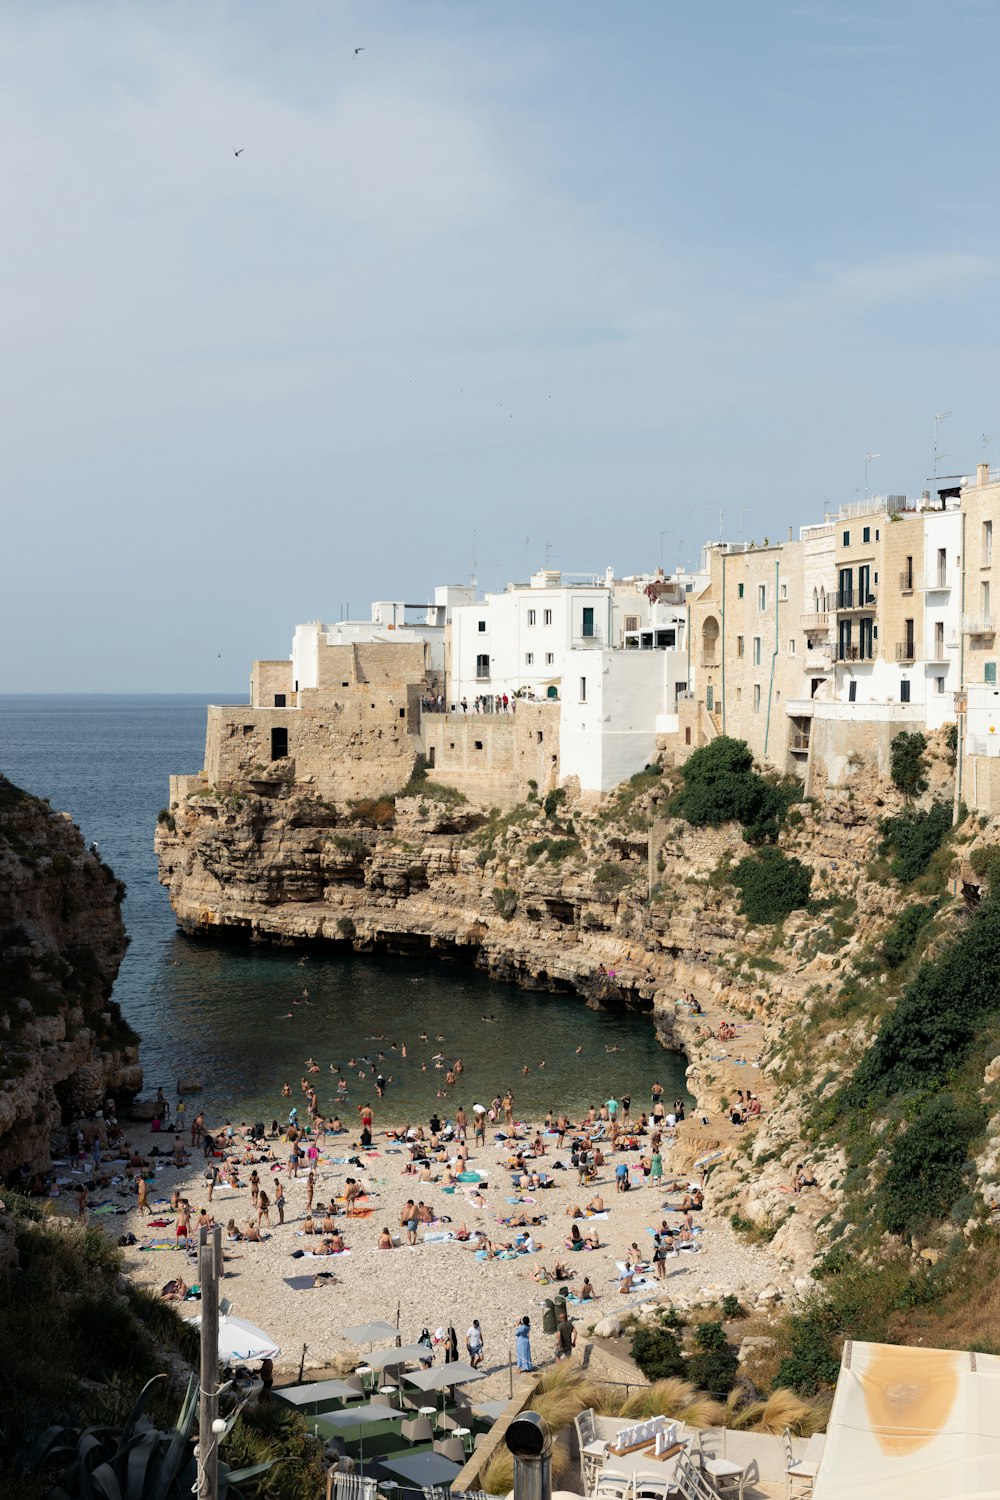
[670, 737, 793, 845]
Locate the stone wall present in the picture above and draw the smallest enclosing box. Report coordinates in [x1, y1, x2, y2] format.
[422, 703, 560, 809]
[251, 660, 295, 708]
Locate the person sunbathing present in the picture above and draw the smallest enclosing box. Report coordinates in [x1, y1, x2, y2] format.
[225, 1218, 243, 1241]
[161, 1277, 188, 1301]
[566, 1224, 584, 1250]
[586, 1195, 605, 1213]
[583, 1231, 600, 1250]
[454, 1222, 472, 1240]
[302, 1214, 316, 1234]
[321, 1210, 338, 1234]
[244, 1220, 262, 1242]
[576, 1276, 595, 1301]
[378, 1227, 395, 1249]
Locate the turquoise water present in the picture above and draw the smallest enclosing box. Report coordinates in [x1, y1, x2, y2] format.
[0, 696, 688, 1125]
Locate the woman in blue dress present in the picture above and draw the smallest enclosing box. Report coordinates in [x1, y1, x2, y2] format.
[515, 1315, 534, 1372]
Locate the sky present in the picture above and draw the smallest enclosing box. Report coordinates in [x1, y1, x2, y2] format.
[4, 0, 1000, 691]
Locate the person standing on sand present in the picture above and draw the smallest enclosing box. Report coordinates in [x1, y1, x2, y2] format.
[137, 1174, 150, 1216]
[249, 1170, 260, 1209]
[466, 1319, 483, 1369]
[514, 1316, 533, 1372]
[257, 1190, 270, 1229]
[274, 1180, 285, 1224]
[401, 1199, 418, 1246]
[455, 1106, 467, 1144]
[306, 1170, 315, 1212]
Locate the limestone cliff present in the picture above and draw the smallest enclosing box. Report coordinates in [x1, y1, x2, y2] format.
[0, 776, 140, 1176]
[155, 749, 968, 1281]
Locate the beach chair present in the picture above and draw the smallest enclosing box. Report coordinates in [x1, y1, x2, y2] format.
[671, 1452, 717, 1500]
[632, 1478, 677, 1500]
[782, 1428, 818, 1498]
[594, 1471, 632, 1500]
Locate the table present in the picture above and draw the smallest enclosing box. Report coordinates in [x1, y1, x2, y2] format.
[452, 1426, 472, 1455]
[380, 1452, 463, 1488]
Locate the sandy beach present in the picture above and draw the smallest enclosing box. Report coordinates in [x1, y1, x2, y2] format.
[110, 1099, 781, 1395]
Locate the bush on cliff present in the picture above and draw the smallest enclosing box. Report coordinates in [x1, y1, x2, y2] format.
[890, 730, 929, 798]
[671, 737, 794, 844]
[731, 847, 812, 924]
[630, 1324, 686, 1381]
[880, 899, 938, 968]
[840, 894, 1000, 1106]
[875, 1094, 984, 1238]
[880, 801, 953, 884]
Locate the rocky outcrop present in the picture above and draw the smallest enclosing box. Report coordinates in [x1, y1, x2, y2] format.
[0, 777, 140, 1176]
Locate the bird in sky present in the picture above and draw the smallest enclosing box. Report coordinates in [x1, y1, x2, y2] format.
[234, 147, 244, 157]
[354, 47, 364, 57]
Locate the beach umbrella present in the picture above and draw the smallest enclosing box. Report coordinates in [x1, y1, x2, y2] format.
[187, 1312, 280, 1362]
[368, 1343, 433, 1370]
[340, 1320, 400, 1347]
[401, 1360, 484, 1392]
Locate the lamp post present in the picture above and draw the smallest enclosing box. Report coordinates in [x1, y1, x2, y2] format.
[198, 1224, 222, 1500]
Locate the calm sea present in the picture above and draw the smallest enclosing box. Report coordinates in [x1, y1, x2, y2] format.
[0, 696, 687, 1125]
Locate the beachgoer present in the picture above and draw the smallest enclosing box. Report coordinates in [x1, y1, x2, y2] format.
[555, 1312, 577, 1360]
[514, 1316, 533, 1372]
[466, 1319, 483, 1369]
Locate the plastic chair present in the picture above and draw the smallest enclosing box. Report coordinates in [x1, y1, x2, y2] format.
[401, 1417, 434, 1446]
[433, 1438, 467, 1464]
[595, 1471, 632, 1500]
[575, 1408, 609, 1497]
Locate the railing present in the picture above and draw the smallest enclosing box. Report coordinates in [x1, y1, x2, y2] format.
[837, 644, 878, 661]
[899, 570, 915, 592]
[924, 639, 949, 662]
[800, 611, 830, 630]
[922, 570, 951, 590]
[572, 635, 604, 649]
[835, 590, 877, 610]
[838, 494, 913, 520]
[895, 642, 916, 662]
[700, 656, 718, 668]
[964, 616, 997, 636]
[790, 732, 811, 751]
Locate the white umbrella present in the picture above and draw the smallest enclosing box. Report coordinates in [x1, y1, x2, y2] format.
[340, 1321, 400, 1345]
[188, 1312, 280, 1362]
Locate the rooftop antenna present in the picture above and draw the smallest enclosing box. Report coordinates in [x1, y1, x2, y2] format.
[738, 507, 750, 541]
[932, 411, 951, 477]
[864, 451, 880, 499]
[544, 541, 555, 569]
[470, 530, 478, 595]
[523, 536, 531, 576]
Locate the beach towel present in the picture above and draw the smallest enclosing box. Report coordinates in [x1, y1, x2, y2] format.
[298, 1249, 352, 1259]
[147, 1218, 174, 1228]
[140, 1237, 177, 1251]
[284, 1275, 325, 1291]
[583, 1211, 609, 1220]
[422, 1231, 454, 1243]
[90, 1203, 125, 1215]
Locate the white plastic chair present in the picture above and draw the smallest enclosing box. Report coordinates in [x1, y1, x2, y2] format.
[782, 1429, 818, 1498]
[575, 1408, 609, 1496]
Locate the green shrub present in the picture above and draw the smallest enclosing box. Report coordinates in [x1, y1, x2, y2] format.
[593, 861, 634, 898]
[670, 736, 794, 843]
[880, 801, 952, 883]
[543, 787, 568, 820]
[686, 1347, 739, 1395]
[945, 723, 958, 766]
[336, 917, 356, 941]
[774, 1305, 841, 1396]
[890, 731, 929, 798]
[721, 1294, 747, 1320]
[875, 1094, 985, 1237]
[693, 1320, 726, 1352]
[970, 845, 1000, 890]
[880, 900, 938, 968]
[525, 837, 580, 865]
[731, 847, 812, 924]
[630, 1325, 686, 1381]
[842, 895, 1000, 1104]
[492, 887, 518, 920]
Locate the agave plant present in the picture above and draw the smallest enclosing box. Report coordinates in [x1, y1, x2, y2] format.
[27, 1374, 280, 1499]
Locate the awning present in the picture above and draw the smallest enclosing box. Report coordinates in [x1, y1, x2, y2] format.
[814, 1340, 1000, 1499]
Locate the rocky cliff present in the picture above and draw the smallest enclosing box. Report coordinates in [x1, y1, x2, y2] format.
[0, 775, 141, 1176]
[156, 750, 970, 1281]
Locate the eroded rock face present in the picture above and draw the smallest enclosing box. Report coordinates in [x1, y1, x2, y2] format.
[0, 777, 139, 1176]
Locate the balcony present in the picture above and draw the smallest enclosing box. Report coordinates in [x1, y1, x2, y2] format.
[835, 589, 877, 611]
[700, 656, 718, 669]
[800, 611, 831, 631]
[895, 642, 916, 663]
[964, 617, 996, 637]
[837, 644, 878, 662]
[572, 635, 604, 649]
[789, 732, 811, 753]
[921, 570, 951, 591]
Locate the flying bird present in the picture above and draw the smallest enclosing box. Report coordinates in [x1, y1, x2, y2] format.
[354, 47, 364, 57]
[234, 148, 244, 157]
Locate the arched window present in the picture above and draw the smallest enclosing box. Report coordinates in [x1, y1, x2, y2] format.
[702, 616, 720, 664]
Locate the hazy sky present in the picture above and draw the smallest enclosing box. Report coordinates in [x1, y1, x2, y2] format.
[5, 1, 1000, 691]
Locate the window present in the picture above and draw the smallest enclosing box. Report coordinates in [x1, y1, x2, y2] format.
[848, 681, 857, 702]
[900, 680, 911, 704]
[476, 653, 490, 678]
[983, 581, 992, 620]
[536, 731, 543, 744]
[706, 685, 714, 712]
[788, 639, 796, 655]
[757, 584, 766, 609]
[579, 677, 587, 702]
[624, 614, 639, 632]
[753, 684, 761, 713]
[934, 621, 944, 657]
[527, 609, 536, 626]
[477, 620, 486, 632]
[242, 724, 253, 735]
[737, 634, 745, 658]
[876, 529, 880, 540]
[863, 526, 870, 543]
[674, 681, 686, 700]
[474, 740, 483, 751]
[903, 556, 913, 590]
[738, 583, 744, 598]
[544, 608, 553, 625]
[753, 636, 762, 666]
[986, 662, 998, 686]
[581, 607, 595, 638]
[685, 727, 691, 745]
[274, 693, 286, 707]
[735, 687, 742, 703]
[843, 530, 851, 546]
[935, 676, 946, 694]
[270, 727, 288, 759]
[525, 652, 533, 666]
[780, 582, 788, 601]
[545, 652, 554, 665]
[985, 521, 994, 567]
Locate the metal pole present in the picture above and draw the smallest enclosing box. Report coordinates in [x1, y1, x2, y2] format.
[198, 1224, 222, 1500]
[507, 1413, 552, 1500]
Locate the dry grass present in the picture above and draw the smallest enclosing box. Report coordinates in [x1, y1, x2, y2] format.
[480, 1438, 572, 1495]
[614, 1379, 724, 1429]
[892, 1240, 1000, 1355]
[726, 1387, 828, 1436]
[531, 1365, 606, 1432]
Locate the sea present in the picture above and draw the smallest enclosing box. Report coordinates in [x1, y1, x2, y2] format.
[0, 695, 688, 1126]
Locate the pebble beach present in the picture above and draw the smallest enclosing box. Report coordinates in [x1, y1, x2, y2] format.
[111, 1103, 782, 1394]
